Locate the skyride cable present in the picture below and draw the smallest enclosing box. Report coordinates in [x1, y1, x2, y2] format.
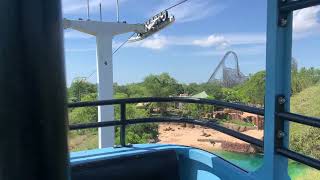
[164, 0, 188, 11]
[113, 32, 136, 55]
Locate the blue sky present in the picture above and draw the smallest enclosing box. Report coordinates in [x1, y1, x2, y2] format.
[62, 0, 320, 86]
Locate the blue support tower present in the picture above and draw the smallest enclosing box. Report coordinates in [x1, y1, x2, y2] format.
[256, 0, 293, 179]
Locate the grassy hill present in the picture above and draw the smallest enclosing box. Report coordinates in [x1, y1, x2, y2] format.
[291, 84, 320, 117]
[290, 84, 320, 147]
[290, 84, 320, 137]
[290, 84, 320, 180]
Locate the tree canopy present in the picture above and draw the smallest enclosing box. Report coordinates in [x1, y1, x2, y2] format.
[68, 69, 320, 159]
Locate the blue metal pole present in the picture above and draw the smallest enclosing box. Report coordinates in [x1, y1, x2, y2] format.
[255, 0, 292, 179]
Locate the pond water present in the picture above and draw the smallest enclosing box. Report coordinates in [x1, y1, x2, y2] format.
[213, 151, 311, 179]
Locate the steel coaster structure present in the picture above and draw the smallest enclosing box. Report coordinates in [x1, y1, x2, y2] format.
[208, 51, 248, 87]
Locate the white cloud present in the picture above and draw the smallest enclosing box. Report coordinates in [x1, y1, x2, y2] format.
[125, 34, 168, 50]
[140, 35, 168, 49]
[151, 0, 225, 23]
[192, 35, 229, 48]
[190, 33, 265, 49]
[118, 33, 266, 50]
[192, 45, 266, 57]
[223, 34, 266, 45]
[293, 6, 320, 36]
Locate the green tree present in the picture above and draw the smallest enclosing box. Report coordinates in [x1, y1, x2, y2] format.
[69, 93, 98, 124]
[113, 92, 157, 144]
[143, 73, 181, 114]
[221, 88, 242, 102]
[69, 93, 98, 135]
[200, 83, 224, 99]
[182, 96, 214, 119]
[68, 79, 96, 102]
[183, 83, 201, 95]
[291, 67, 320, 94]
[126, 83, 147, 98]
[114, 92, 149, 119]
[143, 73, 181, 97]
[235, 71, 266, 105]
[115, 123, 159, 145]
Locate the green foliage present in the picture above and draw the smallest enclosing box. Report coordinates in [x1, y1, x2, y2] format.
[230, 67, 320, 105]
[114, 92, 156, 145]
[290, 127, 320, 159]
[221, 88, 242, 102]
[182, 103, 214, 119]
[69, 131, 98, 151]
[68, 80, 96, 102]
[143, 73, 182, 97]
[68, 70, 320, 157]
[114, 92, 149, 119]
[290, 85, 320, 159]
[69, 93, 98, 124]
[199, 83, 224, 100]
[143, 73, 182, 114]
[115, 124, 159, 144]
[183, 83, 201, 95]
[69, 93, 98, 135]
[291, 67, 320, 94]
[294, 167, 320, 180]
[235, 71, 266, 105]
[183, 104, 202, 119]
[69, 89, 156, 147]
[115, 83, 148, 98]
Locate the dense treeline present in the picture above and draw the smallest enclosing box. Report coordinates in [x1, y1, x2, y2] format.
[68, 68, 320, 158]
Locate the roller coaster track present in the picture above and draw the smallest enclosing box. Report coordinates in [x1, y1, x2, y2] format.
[208, 51, 247, 87]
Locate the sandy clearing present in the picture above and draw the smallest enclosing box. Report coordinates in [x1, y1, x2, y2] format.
[157, 123, 264, 151]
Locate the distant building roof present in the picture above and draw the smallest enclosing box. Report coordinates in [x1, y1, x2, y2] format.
[192, 91, 209, 98]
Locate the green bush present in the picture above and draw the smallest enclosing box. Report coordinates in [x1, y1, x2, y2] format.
[115, 124, 159, 144]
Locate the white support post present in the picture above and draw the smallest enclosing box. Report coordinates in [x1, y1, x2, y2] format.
[96, 35, 114, 148]
[63, 14, 173, 148]
[63, 19, 146, 148]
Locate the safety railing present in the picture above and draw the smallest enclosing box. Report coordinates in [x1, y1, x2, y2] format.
[278, 0, 320, 27]
[275, 96, 320, 170]
[68, 97, 320, 170]
[275, 0, 320, 170]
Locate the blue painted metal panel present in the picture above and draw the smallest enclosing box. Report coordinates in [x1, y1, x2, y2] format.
[254, 0, 293, 179]
[70, 144, 260, 180]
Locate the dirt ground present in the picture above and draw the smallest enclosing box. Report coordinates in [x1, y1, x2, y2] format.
[157, 123, 264, 151]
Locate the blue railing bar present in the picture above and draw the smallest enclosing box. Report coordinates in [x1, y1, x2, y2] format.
[280, 0, 320, 12]
[69, 121, 121, 130]
[128, 117, 264, 148]
[68, 97, 264, 116]
[277, 112, 320, 128]
[69, 117, 264, 148]
[120, 103, 126, 146]
[277, 148, 320, 170]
